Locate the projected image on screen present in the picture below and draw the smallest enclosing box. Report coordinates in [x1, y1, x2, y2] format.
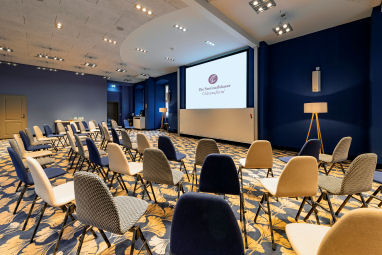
[185, 51, 247, 109]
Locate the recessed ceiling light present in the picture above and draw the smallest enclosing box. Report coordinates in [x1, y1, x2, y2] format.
[173, 24, 187, 32]
[249, 0, 276, 14]
[1, 61, 17, 66]
[135, 3, 152, 16]
[116, 68, 127, 72]
[56, 22, 63, 29]
[0, 46, 14, 52]
[36, 53, 64, 61]
[273, 21, 293, 36]
[84, 62, 97, 68]
[135, 4, 141, 9]
[103, 76, 111, 79]
[136, 47, 148, 53]
[148, 10, 152, 15]
[103, 37, 117, 45]
[205, 40, 215, 46]
[165, 57, 175, 62]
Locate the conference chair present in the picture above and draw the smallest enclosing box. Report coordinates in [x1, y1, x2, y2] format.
[123, 119, 134, 131]
[19, 130, 51, 151]
[101, 125, 113, 150]
[319, 136, 352, 175]
[170, 192, 245, 255]
[33, 125, 59, 151]
[198, 154, 248, 248]
[142, 148, 185, 203]
[43, 125, 66, 147]
[286, 208, 382, 255]
[366, 170, 382, 207]
[191, 138, 220, 191]
[56, 122, 69, 145]
[74, 171, 152, 255]
[7, 147, 66, 215]
[136, 133, 151, 161]
[66, 130, 83, 170]
[78, 121, 95, 139]
[107, 143, 145, 194]
[86, 138, 109, 181]
[110, 119, 123, 132]
[254, 156, 319, 250]
[88, 120, 100, 139]
[158, 136, 190, 181]
[25, 128, 50, 146]
[73, 134, 90, 172]
[81, 120, 90, 131]
[25, 157, 75, 254]
[111, 127, 121, 145]
[238, 140, 273, 188]
[120, 129, 138, 161]
[305, 153, 377, 223]
[279, 139, 321, 163]
[70, 123, 87, 137]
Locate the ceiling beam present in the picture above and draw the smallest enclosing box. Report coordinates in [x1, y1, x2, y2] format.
[183, 0, 258, 47]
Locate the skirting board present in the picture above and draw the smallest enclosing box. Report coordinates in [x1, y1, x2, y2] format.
[179, 108, 255, 144]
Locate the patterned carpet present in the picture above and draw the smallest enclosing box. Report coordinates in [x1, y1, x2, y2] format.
[0, 130, 380, 254]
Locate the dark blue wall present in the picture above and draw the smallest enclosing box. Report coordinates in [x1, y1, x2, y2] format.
[369, 7, 382, 162]
[0, 63, 107, 129]
[107, 81, 134, 125]
[261, 18, 371, 157]
[134, 84, 145, 116]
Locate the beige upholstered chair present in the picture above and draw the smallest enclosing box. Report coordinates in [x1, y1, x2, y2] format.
[13, 134, 52, 159]
[88, 120, 100, 139]
[9, 139, 54, 168]
[120, 129, 138, 161]
[101, 125, 113, 149]
[254, 156, 319, 250]
[136, 133, 151, 161]
[107, 143, 144, 194]
[33, 125, 59, 150]
[191, 139, 220, 190]
[305, 153, 377, 224]
[110, 119, 123, 132]
[319, 137, 352, 175]
[55, 122, 69, 145]
[286, 208, 382, 255]
[239, 140, 274, 187]
[25, 128, 50, 146]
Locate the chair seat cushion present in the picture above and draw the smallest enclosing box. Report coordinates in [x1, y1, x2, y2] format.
[128, 162, 143, 175]
[100, 156, 109, 167]
[47, 134, 65, 137]
[52, 181, 75, 207]
[318, 175, 342, 194]
[23, 157, 55, 169]
[374, 171, 382, 184]
[172, 169, 184, 185]
[175, 152, 186, 161]
[286, 223, 330, 255]
[27, 144, 51, 151]
[279, 156, 293, 163]
[260, 177, 279, 196]
[319, 154, 333, 163]
[114, 196, 148, 234]
[24, 150, 52, 158]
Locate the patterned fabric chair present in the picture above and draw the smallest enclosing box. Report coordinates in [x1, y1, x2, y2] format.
[366, 170, 382, 207]
[19, 130, 51, 151]
[305, 153, 377, 224]
[199, 154, 248, 248]
[238, 140, 273, 188]
[191, 138, 220, 191]
[120, 129, 138, 161]
[279, 139, 321, 163]
[170, 192, 244, 255]
[74, 171, 152, 255]
[158, 136, 190, 181]
[136, 133, 151, 161]
[142, 148, 185, 203]
[255, 156, 319, 250]
[319, 136, 352, 175]
[286, 208, 382, 255]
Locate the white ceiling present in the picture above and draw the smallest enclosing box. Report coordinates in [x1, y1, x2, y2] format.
[209, 0, 380, 44]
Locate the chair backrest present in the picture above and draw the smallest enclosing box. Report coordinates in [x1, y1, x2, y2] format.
[98, 123, 104, 137]
[70, 123, 78, 134]
[276, 156, 318, 197]
[44, 125, 53, 136]
[298, 139, 321, 160]
[199, 154, 241, 195]
[317, 208, 382, 255]
[8, 147, 32, 184]
[66, 130, 77, 151]
[82, 121, 89, 131]
[107, 143, 133, 175]
[143, 148, 173, 185]
[9, 139, 23, 159]
[74, 171, 122, 234]
[19, 130, 31, 149]
[25, 128, 36, 143]
[123, 119, 129, 128]
[137, 133, 151, 154]
[111, 119, 118, 129]
[195, 139, 220, 166]
[158, 136, 177, 161]
[33, 126, 44, 139]
[78, 121, 87, 133]
[102, 126, 111, 141]
[170, 192, 244, 255]
[26, 157, 56, 205]
[340, 153, 377, 194]
[244, 140, 273, 169]
[101, 121, 108, 131]
[332, 136, 352, 162]
[74, 134, 87, 157]
[120, 130, 133, 149]
[111, 128, 120, 144]
[86, 138, 102, 165]
[88, 120, 96, 131]
[13, 134, 27, 156]
[56, 122, 66, 134]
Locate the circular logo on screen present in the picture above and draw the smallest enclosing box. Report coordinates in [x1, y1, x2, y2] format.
[208, 74, 218, 84]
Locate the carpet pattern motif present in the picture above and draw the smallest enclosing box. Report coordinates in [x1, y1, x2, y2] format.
[0, 130, 380, 254]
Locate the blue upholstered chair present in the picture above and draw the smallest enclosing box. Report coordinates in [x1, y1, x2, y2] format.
[123, 119, 133, 129]
[170, 192, 244, 255]
[7, 147, 66, 218]
[111, 128, 121, 145]
[86, 138, 109, 181]
[71, 123, 87, 137]
[43, 125, 66, 147]
[19, 130, 51, 151]
[198, 154, 248, 248]
[81, 121, 90, 131]
[366, 170, 382, 207]
[158, 136, 190, 181]
[279, 139, 321, 163]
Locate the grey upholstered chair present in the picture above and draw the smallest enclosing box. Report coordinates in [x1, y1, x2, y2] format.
[74, 171, 152, 255]
[191, 139, 220, 190]
[136, 133, 151, 161]
[25, 127, 50, 146]
[56, 122, 69, 145]
[142, 148, 185, 203]
[12, 134, 53, 159]
[101, 125, 113, 150]
[305, 153, 377, 224]
[319, 136, 352, 175]
[9, 139, 54, 168]
[111, 119, 123, 132]
[120, 129, 138, 161]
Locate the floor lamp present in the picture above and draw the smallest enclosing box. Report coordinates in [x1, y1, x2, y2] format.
[159, 107, 168, 131]
[304, 102, 327, 154]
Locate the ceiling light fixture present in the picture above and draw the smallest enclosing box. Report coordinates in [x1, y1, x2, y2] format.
[165, 57, 175, 62]
[273, 13, 293, 36]
[249, 0, 276, 14]
[55, 22, 63, 30]
[173, 24, 187, 32]
[84, 62, 97, 68]
[37, 66, 57, 72]
[116, 68, 127, 72]
[205, 40, 215, 46]
[103, 76, 111, 79]
[0, 46, 14, 52]
[36, 53, 64, 61]
[103, 37, 117, 45]
[135, 3, 152, 16]
[0, 61, 17, 66]
[136, 47, 148, 53]
[75, 72, 85, 76]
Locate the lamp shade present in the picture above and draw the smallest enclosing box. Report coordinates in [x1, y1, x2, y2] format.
[159, 107, 167, 113]
[304, 102, 328, 113]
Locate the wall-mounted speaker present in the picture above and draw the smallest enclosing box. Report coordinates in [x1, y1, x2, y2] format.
[312, 67, 321, 92]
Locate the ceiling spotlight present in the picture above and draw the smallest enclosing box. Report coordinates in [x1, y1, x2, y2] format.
[113, 41, 117, 45]
[104, 37, 117, 45]
[205, 40, 215, 46]
[84, 62, 97, 68]
[104, 38, 108, 42]
[273, 18, 293, 36]
[249, 0, 276, 14]
[283, 23, 288, 28]
[56, 22, 63, 29]
[148, 10, 152, 15]
[278, 31, 283, 35]
[108, 39, 112, 43]
[173, 24, 187, 32]
[275, 27, 280, 31]
[116, 68, 127, 72]
[175, 24, 179, 28]
[135, 4, 141, 9]
[0, 46, 14, 52]
[165, 57, 175, 61]
[135, 4, 152, 16]
[36, 53, 64, 61]
[142, 7, 146, 12]
[136, 47, 147, 53]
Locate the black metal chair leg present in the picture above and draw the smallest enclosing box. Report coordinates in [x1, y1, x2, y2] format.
[14, 184, 28, 214]
[133, 175, 139, 196]
[254, 193, 265, 223]
[295, 197, 307, 221]
[130, 227, 138, 255]
[30, 202, 48, 243]
[149, 182, 157, 203]
[309, 196, 320, 225]
[359, 193, 367, 208]
[265, 193, 275, 250]
[53, 205, 72, 254]
[23, 194, 38, 230]
[335, 195, 351, 215]
[325, 193, 336, 223]
[304, 193, 323, 222]
[240, 193, 248, 249]
[180, 160, 190, 182]
[15, 181, 22, 192]
[366, 186, 382, 204]
[139, 176, 152, 201]
[137, 226, 153, 255]
[99, 228, 111, 247]
[76, 225, 89, 255]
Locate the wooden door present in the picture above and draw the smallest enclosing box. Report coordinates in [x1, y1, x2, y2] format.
[0, 95, 27, 139]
